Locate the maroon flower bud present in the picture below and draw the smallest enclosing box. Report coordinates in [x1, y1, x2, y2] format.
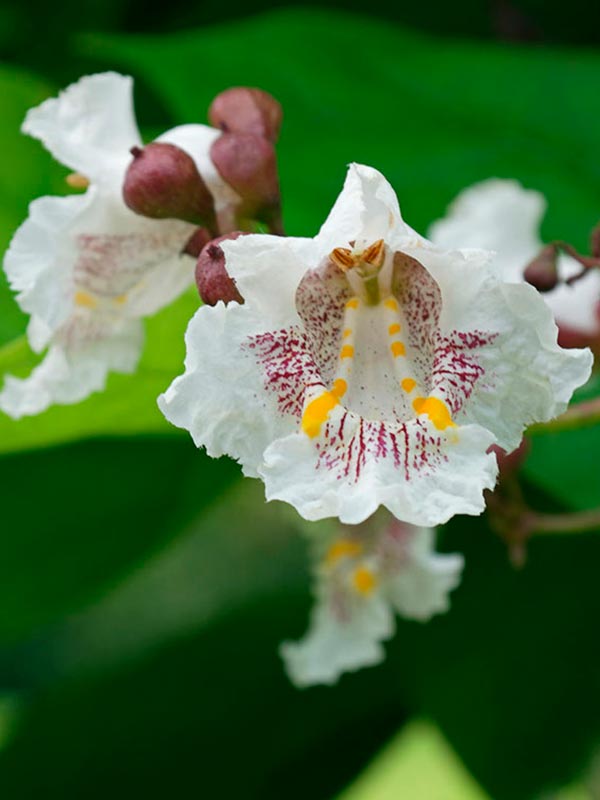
[524, 244, 559, 292]
[209, 87, 283, 143]
[591, 222, 600, 259]
[210, 133, 280, 227]
[182, 228, 212, 258]
[123, 143, 216, 229]
[195, 232, 246, 306]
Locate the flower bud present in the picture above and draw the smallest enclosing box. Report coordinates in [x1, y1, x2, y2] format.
[524, 244, 559, 292]
[490, 439, 530, 477]
[123, 143, 216, 229]
[195, 232, 246, 305]
[182, 227, 212, 258]
[208, 87, 283, 143]
[210, 133, 280, 227]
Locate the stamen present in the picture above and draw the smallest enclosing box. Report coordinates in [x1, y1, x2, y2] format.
[326, 539, 363, 564]
[74, 290, 97, 309]
[353, 565, 377, 595]
[66, 173, 90, 190]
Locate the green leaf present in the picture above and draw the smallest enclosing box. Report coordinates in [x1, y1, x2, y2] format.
[0, 434, 238, 643]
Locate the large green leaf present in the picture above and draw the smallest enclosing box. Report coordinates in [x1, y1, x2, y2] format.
[0, 434, 238, 644]
[2, 9, 600, 453]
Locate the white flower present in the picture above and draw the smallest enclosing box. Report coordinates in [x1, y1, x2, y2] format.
[281, 515, 463, 687]
[0, 72, 235, 418]
[429, 179, 600, 348]
[159, 164, 592, 526]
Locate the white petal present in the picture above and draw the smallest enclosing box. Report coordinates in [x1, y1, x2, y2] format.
[157, 124, 240, 213]
[315, 163, 416, 256]
[221, 233, 312, 330]
[261, 416, 497, 526]
[0, 320, 142, 418]
[428, 179, 544, 281]
[547, 256, 600, 335]
[387, 527, 464, 620]
[406, 244, 593, 451]
[23, 72, 141, 182]
[158, 302, 299, 477]
[281, 591, 394, 688]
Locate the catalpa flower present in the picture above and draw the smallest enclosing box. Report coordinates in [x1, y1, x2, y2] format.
[0, 72, 235, 418]
[429, 179, 600, 350]
[282, 515, 463, 687]
[159, 164, 592, 526]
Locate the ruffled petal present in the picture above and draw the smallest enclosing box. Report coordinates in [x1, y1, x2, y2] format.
[158, 302, 299, 477]
[23, 72, 141, 182]
[0, 319, 142, 418]
[261, 414, 496, 526]
[280, 593, 393, 687]
[387, 525, 464, 620]
[315, 163, 417, 256]
[407, 244, 592, 451]
[428, 179, 544, 281]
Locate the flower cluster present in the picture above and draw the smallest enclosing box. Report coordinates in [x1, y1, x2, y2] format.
[1, 72, 595, 687]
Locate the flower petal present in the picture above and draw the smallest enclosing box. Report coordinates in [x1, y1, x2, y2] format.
[158, 302, 299, 477]
[405, 244, 593, 451]
[386, 525, 464, 620]
[315, 163, 417, 256]
[0, 320, 142, 418]
[428, 179, 544, 281]
[261, 413, 497, 526]
[280, 591, 394, 687]
[23, 72, 141, 181]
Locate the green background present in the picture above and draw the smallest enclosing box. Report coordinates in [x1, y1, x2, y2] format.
[0, 4, 599, 798]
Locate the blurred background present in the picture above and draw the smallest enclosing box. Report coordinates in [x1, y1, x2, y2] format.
[0, 1, 600, 798]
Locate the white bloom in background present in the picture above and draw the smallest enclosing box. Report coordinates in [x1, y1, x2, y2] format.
[429, 179, 600, 348]
[281, 515, 463, 687]
[160, 164, 592, 526]
[0, 72, 235, 418]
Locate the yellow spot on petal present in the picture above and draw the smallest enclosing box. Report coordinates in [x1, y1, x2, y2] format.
[384, 298, 398, 311]
[388, 323, 401, 336]
[343, 328, 352, 339]
[340, 345, 354, 360]
[345, 298, 359, 310]
[66, 172, 90, 190]
[413, 396, 455, 430]
[301, 379, 347, 439]
[353, 566, 377, 595]
[326, 539, 362, 565]
[331, 378, 347, 398]
[113, 294, 127, 305]
[401, 377, 417, 393]
[74, 291, 97, 309]
[390, 341, 406, 357]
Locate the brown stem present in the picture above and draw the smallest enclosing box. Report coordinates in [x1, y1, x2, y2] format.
[526, 507, 600, 535]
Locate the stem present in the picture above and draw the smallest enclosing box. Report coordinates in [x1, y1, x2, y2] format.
[527, 507, 600, 535]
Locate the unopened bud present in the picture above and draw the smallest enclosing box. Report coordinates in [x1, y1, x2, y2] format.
[182, 228, 212, 258]
[591, 222, 600, 259]
[209, 87, 282, 143]
[123, 143, 216, 229]
[195, 232, 246, 305]
[210, 133, 280, 225]
[524, 244, 559, 292]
